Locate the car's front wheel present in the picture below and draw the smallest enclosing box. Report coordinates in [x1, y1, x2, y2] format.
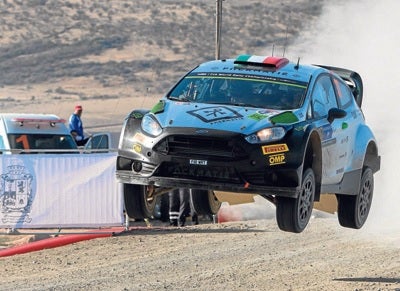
[337, 167, 373, 229]
[190, 189, 222, 216]
[276, 168, 316, 233]
[123, 183, 156, 220]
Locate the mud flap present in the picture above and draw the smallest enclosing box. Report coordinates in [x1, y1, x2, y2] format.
[314, 193, 337, 214]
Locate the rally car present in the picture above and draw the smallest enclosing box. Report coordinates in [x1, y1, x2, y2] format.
[116, 55, 380, 233]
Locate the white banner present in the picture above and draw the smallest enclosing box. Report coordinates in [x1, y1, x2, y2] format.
[0, 153, 123, 228]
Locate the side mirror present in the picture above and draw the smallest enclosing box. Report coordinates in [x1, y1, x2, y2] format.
[327, 108, 346, 123]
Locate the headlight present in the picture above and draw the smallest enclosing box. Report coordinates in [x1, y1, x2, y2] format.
[245, 127, 286, 144]
[141, 114, 162, 136]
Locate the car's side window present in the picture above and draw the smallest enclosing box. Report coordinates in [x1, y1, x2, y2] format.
[311, 75, 338, 118]
[332, 77, 353, 109]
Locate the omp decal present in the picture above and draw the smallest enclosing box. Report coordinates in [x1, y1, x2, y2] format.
[133, 143, 142, 153]
[268, 153, 286, 165]
[188, 106, 243, 123]
[262, 144, 289, 155]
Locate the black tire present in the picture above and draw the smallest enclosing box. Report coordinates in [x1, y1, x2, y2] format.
[158, 193, 170, 222]
[190, 189, 222, 216]
[337, 167, 373, 229]
[123, 183, 156, 219]
[276, 168, 316, 233]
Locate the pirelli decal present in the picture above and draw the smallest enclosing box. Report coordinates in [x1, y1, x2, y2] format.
[262, 144, 289, 155]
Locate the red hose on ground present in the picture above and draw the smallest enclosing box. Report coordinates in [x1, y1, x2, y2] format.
[0, 227, 124, 258]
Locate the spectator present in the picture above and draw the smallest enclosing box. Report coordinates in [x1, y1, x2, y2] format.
[69, 105, 90, 146]
[169, 188, 199, 227]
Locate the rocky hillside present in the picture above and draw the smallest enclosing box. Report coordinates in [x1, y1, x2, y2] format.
[0, 0, 324, 102]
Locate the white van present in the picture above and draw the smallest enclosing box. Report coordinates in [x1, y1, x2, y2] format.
[0, 113, 112, 154]
[0, 113, 77, 154]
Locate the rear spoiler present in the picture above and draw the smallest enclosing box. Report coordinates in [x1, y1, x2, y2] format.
[316, 65, 363, 107]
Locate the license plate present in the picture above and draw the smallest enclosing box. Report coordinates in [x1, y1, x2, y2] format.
[189, 159, 208, 166]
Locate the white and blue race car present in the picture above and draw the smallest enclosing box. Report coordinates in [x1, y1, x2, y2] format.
[117, 55, 381, 233]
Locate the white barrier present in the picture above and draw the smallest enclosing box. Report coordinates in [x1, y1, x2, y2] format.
[0, 153, 123, 228]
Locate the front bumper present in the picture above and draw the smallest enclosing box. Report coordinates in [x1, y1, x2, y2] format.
[116, 169, 301, 198]
[117, 124, 304, 198]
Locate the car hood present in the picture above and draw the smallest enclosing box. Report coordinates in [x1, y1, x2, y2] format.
[151, 100, 302, 135]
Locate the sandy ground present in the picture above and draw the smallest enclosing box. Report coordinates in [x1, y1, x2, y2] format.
[0, 217, 399, 291]
[1, 0, 400, 290]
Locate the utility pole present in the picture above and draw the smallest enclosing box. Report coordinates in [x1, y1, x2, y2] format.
[215, 0, 223, 60]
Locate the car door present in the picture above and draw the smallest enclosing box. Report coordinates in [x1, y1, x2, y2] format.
[310, 74, 348, 184]
[331, 76, 361, 172]
[83, 133, 111, 153]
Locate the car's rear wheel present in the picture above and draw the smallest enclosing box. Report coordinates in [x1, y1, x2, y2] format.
[153, 193, 170, 222]
[337, 167, 373, 229]
[190, 189, 222, 216]
[276, 168, 315, 233]
[123, 183, 156, 219]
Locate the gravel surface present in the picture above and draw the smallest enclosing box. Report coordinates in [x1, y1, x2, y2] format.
[0, 217, 399, 290]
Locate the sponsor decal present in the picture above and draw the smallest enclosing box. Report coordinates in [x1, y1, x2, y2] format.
[133, 143, 142, 153]
[340, 136, 349, 144]
[320, 124, 333, 140]
[270, 111, 299, 124]
[133, 132, 147, 143]
[268, 153, 286, 165]
[195, 129, 209, 134]
[248, 109, 278, 121]
[248, 112, 268, 121]
[262, 143, 289, 155]
[0, 161, 34, 224]
[258, 109, 279, 115]
[322, 138, 336, 147]
[187, 106, 243, 123]
[130, 111, 143, 119]
[150, 100, 165, 114]
[189, 159, 208, 166]
[336, 167, 344, 174]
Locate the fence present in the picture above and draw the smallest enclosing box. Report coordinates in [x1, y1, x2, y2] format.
[0, 153, 123, 229]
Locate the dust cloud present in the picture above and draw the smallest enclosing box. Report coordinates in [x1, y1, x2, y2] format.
[227, 0, 399, 237]
[289, 0, 400, 236]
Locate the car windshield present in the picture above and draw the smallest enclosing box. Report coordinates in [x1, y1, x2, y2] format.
[7, 134, 77, 152]
[167, 72, 308, 110]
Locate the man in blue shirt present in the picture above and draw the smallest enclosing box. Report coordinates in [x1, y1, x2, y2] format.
[69, 105, 90, 146]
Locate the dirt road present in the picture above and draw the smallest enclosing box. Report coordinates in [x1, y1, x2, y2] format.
[0, 216, 399, 290]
